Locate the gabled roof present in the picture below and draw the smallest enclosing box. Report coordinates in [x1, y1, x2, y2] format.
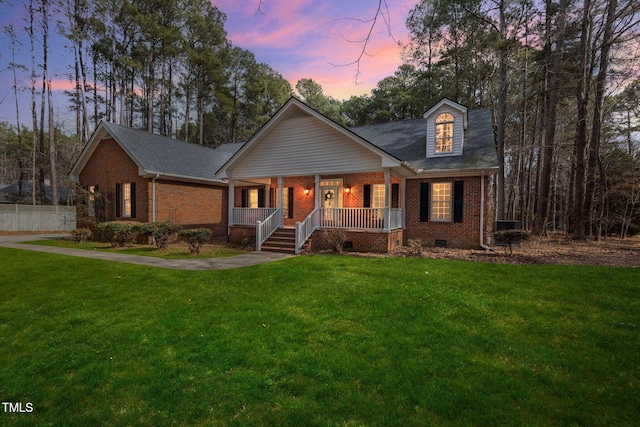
[215, 97, 497, 179]
[69, 121, 243, 184]
[423, 97, 468, 129]
[215, 97, 411, 179]
[350, 109, 498, 175]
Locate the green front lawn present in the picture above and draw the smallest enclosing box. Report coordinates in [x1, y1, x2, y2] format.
[1, 247, 638, 426]
[26, 238, 246, 259]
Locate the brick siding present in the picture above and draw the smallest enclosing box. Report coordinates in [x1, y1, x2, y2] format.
[404, 175, 489, 248]
[79, 137, 228, 236]
[79, 138, 148, 222]
[152, 180, 228, 236]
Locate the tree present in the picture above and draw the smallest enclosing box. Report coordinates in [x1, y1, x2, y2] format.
[295, 79, 345, 125]
[533, 0, 570, 235]
[3, 24, 28, 198]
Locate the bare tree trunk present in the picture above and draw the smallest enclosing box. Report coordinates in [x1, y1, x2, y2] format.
[48, 79, 58, 205]
[147, 52, 155, 133]
[27, 0, 38, 205]
[584, 0, 618, 237]
[6, 24, 26, 198]
[495, 0, 508, 221]
[572, 0, 592, 240]
[534, 0, 569, 235]
[198, 95, 204, 145]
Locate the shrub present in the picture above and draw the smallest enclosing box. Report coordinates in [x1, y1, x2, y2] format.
[179, 228, 213, 255]
[71, 228, 93, 244]
[406, 238, 425, 257]
[493, 229, 531, 255]
[139, 222, 182, 250]
[322, 229, 347, 253]
[97, 221, 142, 247]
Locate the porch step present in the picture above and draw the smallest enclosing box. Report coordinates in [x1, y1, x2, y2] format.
[261, 228, 297, 254]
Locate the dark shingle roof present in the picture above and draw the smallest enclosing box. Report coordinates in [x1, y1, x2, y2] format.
[349, 109, 498, 173]
[101, 121, 243, 180]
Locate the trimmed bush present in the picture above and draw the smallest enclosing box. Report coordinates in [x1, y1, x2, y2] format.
[71, 228, 93, 244]
[97, 221, 142, 247]
[139, 222, 182, 250]
[179, 228, 213, 255]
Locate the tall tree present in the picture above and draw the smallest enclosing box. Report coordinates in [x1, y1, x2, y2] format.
[4, 24, 28, 197]
[533, 0, 569, 234]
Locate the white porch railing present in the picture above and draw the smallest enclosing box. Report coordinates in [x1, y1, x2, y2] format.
[319, 208, 403, 230]
[295, 208, 321, 254]
[389, 208, 403, 230]
[233, 207, 277, 226]
[294, 207, 403, 254]
[256, 208, 282, 251]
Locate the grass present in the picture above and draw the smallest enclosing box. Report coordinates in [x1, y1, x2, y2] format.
[25, 238, 246, 259]
[1, 247, 639, 426]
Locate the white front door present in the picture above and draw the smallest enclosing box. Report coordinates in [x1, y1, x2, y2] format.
[321, 184, 342, 225]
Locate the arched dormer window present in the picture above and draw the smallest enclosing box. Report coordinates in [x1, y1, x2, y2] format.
[435, 113, 454, 153]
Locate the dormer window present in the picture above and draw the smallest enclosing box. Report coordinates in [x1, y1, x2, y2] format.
[424, 98, 467, 159]
[435, 113, 454, 153]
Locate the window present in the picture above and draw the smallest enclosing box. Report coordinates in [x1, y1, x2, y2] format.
[115, 182, 135, 218]
[122, 183, 132, 217]
[248, 189, 259, 208]
[435, 113, 454, 153]
[431, 182, 452, 221]
[372, 184, 385, 208]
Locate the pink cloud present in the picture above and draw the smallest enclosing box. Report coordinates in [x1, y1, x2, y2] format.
[49, 79, 77, 92]
[210, 0, 415, 99]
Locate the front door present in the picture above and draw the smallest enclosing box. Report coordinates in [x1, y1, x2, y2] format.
[322, 185, 342, 225]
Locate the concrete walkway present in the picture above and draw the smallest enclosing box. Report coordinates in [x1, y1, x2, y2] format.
[0, 234, 293, 270]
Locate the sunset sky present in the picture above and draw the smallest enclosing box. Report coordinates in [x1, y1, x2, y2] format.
[0, 0, 416, 127]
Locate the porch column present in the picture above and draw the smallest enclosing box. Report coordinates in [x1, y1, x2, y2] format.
[278, 176, 284, 226]
[315, 174, 320, 210]
[384, 169, 391, 232]
[228, 179, 235, 233]
[401, 177, 406, 229]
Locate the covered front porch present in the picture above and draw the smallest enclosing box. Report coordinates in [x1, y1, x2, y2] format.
[228, 172, 405, 253]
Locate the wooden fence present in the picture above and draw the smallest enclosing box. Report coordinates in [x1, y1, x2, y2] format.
[0, 204, 76, 232]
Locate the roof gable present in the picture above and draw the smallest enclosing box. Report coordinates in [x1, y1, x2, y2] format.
[424, 98, 468, 129]
[216, 98, 405, 179]
[70, 121, 242, 183]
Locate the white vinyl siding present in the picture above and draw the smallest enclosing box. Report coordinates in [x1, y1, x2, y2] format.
[426, 107, 464, 158]
[230, 116, 385, 178]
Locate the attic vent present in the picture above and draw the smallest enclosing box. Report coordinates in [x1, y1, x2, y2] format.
[287, 110, 312, 120]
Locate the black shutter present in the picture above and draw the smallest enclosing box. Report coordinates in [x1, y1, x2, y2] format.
[258, 188, 265, 208]
[391, 183, 399, 208]
[453, 180, 464, 223]
[419, 182, 429, 222]
[115, 183, 121, 217]
[288, 187, 294, 218]
[269, 188, 274, 208]
[130, 182, 136, 218]
[241, 189, 248, 208]
[363, 184, 371, 208]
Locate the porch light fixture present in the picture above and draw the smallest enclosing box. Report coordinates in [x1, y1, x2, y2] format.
[344, 186, 351, 194]
[304, 188, 311, 196]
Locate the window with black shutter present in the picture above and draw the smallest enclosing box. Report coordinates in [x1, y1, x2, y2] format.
[419, 182, 429, 222]
[453, 180, 463, 223]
